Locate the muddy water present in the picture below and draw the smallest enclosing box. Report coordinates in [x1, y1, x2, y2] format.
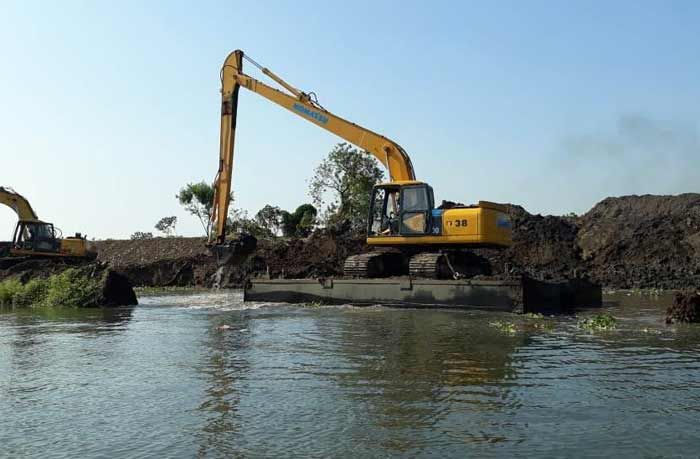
[1, 292, 699, 457]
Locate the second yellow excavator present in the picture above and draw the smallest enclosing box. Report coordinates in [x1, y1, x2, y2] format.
[0, 186, 96, 260]
[209, 50, 512, 278]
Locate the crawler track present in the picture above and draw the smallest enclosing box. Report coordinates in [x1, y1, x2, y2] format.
[343, 252, 405, 278]
[408, 252, 450, 279]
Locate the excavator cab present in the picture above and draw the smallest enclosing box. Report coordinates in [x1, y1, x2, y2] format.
[369, 182, 435, 237]
[12, 220, 60, 253]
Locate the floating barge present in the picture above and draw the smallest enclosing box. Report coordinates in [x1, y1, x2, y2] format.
[244, 276, 602, 314]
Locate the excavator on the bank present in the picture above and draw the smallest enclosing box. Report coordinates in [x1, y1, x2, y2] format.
[0, 186, 96, 260]
[209, 50, 512, 278]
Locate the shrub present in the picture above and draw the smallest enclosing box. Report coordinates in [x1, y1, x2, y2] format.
[0, 269, 103, 308]
[0, 279, 23, 306]
[41, 269, 101, 308]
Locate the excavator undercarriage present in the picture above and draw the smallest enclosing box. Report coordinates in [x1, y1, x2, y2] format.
[343, 249, 494, 280]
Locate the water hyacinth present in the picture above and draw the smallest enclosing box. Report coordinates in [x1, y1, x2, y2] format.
[578, 313, 617, 331]
[489, 320, 517, 334]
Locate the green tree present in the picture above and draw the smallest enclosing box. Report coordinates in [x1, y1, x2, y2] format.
[255, 205, 284, 236]
[281, 204, 317, 237]
[130, 231, 153, 240]
[309, 143, 384, 227]
[177, 182, 233, 237]
[226, 209, 268, 237]
[155, 216, 177, 236]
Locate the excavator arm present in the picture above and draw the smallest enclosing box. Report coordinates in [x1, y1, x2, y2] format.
[0, 186, 39, 221]
[210, 49, 416, 244]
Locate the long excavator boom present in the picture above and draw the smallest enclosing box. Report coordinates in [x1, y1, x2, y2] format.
[210, 50, 416, 244]
[0, 186, 39, 221]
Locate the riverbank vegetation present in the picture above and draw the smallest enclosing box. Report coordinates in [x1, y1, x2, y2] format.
[0, 268, 106, 308]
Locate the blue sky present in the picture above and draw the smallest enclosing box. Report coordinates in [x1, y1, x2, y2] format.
[1, 1, 698, 239]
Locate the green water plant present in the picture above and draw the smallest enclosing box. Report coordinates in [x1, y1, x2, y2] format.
[578, 313, 617, 331]
[0, 269, 103, 308]
[489, 320, 517, 334]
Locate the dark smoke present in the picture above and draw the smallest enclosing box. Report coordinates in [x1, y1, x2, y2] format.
[553, 114, 700, 205]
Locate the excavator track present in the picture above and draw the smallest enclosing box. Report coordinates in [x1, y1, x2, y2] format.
[343, 252, 406, 278]
[409, 251, 494, 279]
[409, 252, 451, 279]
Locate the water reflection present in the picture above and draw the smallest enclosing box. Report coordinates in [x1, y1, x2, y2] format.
[2, 293, 700, 457]
[194, 312, 252, 457]
[306, 308, 529, 449]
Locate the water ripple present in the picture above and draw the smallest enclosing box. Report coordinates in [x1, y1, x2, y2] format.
[2, 292, 700, 457]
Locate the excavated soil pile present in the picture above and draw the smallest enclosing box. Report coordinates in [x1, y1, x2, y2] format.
[666, 291, 700, 323]
[97, 237, 214, 287]
[492, 205, 583, 281]
[91, 193, 700, 290]
[578, 194, 700, 289]
[95, 228, 368, 288]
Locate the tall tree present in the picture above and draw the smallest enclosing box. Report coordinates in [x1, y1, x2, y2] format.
[281, 204, 317, 237]
[255, 205, 284, 236]
[308, 143, 384, 227]
[177, 182, 233, 237]
[155, 216, 177, 236]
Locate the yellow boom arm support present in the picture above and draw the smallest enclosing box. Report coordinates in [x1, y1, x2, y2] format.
[210, 49, 416, 244]
[0, 186, 39, 221]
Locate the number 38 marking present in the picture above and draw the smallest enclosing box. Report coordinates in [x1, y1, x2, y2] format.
[448, 219, 468, 227]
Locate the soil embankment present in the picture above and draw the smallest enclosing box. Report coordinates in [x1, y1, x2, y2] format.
[95, 227, 367, 288]
[502, 194, 700, 289]
[89, 193, 700, 290]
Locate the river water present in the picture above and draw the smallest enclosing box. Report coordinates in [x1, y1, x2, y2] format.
[1, 292, 699, 458]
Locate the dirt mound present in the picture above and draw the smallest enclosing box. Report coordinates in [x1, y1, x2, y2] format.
[97, 237, 210, 267]
[256, 228, 367, 279]
[498, 205, 583, 281]
[578, 194, 700, 289]
[94, 229, 367, 288]
[96, 238, 216, 287]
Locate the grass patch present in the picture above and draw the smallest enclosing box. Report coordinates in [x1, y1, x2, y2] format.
[578, 313, 617, 331]
[0, 268, 103, 309]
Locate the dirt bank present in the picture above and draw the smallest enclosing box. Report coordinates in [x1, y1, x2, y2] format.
[90, 193, 700, 290]
[95, 227, 367, 288]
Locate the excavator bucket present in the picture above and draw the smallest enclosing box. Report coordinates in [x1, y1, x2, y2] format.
[209, 233, 257, 266]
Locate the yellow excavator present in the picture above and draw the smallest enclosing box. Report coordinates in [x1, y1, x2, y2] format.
[0, 186, 96, 260]
[209, 50, 512, 278]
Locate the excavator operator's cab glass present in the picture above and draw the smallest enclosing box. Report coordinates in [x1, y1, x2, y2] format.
[369, 184, 434, 237]
[369, 188, 386, 235]
[369, 186, 401, 236]
[399, 185, 434, 236]
[13, 221, 59, 253]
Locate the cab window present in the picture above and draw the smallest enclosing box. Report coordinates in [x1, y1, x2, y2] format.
[402, 186, 430, 211]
